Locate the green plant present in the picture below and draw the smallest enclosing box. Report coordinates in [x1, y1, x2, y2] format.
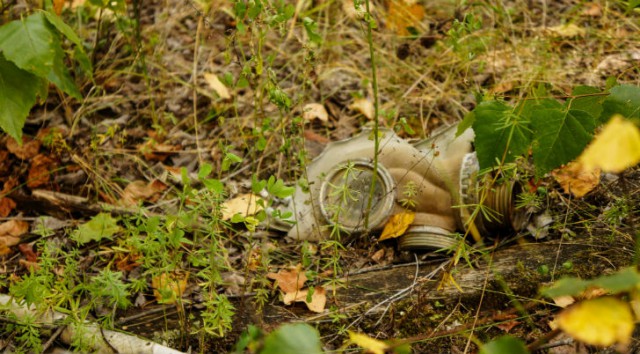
[0, 10, 90, 140]
[464, 84, 640, 177]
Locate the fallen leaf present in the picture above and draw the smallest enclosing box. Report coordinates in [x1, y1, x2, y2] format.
[558, 296, 633, 347]
[121, 179, 168, 206]
[267, 264, 307, 293]
[138, 140, 180, 162]
[348, 331, 389, 354]
[581, 3, 602, 17]
[115, 252, 142, 271]
[204, 72, 231, 100]
[71, 213, 120, 245]
[27, 154, 56, 188]
[552, 162, 601, 198]
[371, 248, 385, 263]
[496, 320, 520, 333]
[553, 295, 576, 308]
[0, 198, 16, 217]
[0, 220, 29, 237]
[0, 220, 29, 255]
[579, 115, 640, 173]
[18, 243, 38, 262]
[386, 0, 425, 36]
[349, 98, 375, 120]
[546, 23, 586, 37]
[0, 150, 11, 175]
[282, 286, 327, 313]
[6, 137, 41, 160]
[221, 193, 264, 221]
[303, 130, 330, 144]
[151, 272, 189, 304]
[342, 0, 371, 19]
[19, 259, 40, 271]
[379, 211, 415, 241]
[303, 103, 329, 122]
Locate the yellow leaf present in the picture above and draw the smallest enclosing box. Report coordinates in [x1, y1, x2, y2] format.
[546, 23, 586, 37]
[558, 297, 633, 347]
[348, 331, 389, 354]
[579, 115, 640, 173]
[379, 211, 415, 241]
[303, 103, 329, 122]
[151, 272, 189, 304]
[551, 161, 600, 198]
[349, 98, 375, 120]
[204, 73, 231, 100]
[385, 0, 425, 36]
[221, 193, 263, 221]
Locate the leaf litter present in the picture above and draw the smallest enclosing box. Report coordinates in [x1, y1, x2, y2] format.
[0, 0, 639, 352]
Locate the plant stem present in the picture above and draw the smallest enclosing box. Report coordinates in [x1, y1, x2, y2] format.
[363, 0, 380, 230]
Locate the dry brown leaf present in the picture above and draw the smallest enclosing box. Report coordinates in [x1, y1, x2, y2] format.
[342, 0, 371, 19]
[27, 154, 56, 188]
[0, 198, 16, 218]
[18, 243, 38, 262]
[204, 72, 231, 100]
[379, 211, 415, 241]
[496, 320, 520, 333]
[121, 179, 168, 206]
[151, 272, 189, 304]
[581, 3, 602, 17]
[282, 286, 327, 313]
[6, 137, 41, 160]
[349, 98, 374, 120]
[0, 150, 11, 175]
[552, 162, 601, 198]
[138, 140, 180, 162]
[303, 103, 329, 122]
[386, 0, 425, 36]
[371, 248, 385, 263]
[267, 264, 308, 293]
[0, 220, 29, 255]
[221, 193, 263, 221]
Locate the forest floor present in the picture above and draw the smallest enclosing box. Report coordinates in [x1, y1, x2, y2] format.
[1, 0, 640, 353]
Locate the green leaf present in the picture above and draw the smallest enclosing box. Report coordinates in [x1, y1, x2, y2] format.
[456, 111, 475, 137]
[602, 84, 640, 121]
[472, 100, 532, 169]
[47, 39, 82, 99]
[261, 323, 323, 354]
[0, 54, 45, 141]
[0, 13, 57, 78]
[72, 212, 120, 244]
[480, 336, 529, 354]
[531, 99, 595, 175]
[198, 163, 213, 179]
[303, 17, 322, 45]
[42, 10, 93, 77]
[569, 85, 604, 121]
[590, 267, 640, 294]
[541, 277, 591, 298]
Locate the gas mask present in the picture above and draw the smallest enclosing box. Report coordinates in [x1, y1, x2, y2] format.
[280, 124, 527, 250]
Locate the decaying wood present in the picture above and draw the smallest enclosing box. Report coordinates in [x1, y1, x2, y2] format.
[259, 240, 634, 324]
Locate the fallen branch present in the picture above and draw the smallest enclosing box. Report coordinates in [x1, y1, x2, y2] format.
[0, 294, 185, 354]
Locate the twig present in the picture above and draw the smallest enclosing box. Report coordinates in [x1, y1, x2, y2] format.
[41, 326, 65, 353]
